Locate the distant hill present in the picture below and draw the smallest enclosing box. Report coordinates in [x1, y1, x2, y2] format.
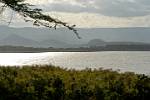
[0, 34, 39, 47]
[1, 26, 150, 48]
[85, 39, 149, 47]
[107, 41, 149, 45]
[0, 34, 75, 48]
[40, 39, 72, 48]
[1, 26, 150, 45]
[87, 39, 106, 47]
[0, 34, 149, 48]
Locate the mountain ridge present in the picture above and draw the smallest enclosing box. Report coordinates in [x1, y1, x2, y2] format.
[1, 25, 150, 46]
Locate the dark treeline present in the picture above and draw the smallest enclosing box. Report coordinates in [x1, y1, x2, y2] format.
[0, 65, 149, 100]
[1, 44, 150, 52]
[103, 44, 150, 51]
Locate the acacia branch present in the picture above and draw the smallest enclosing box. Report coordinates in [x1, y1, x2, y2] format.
[0, 0, 81, 39]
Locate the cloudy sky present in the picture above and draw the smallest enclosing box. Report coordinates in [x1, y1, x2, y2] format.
[1, 0, 150, 28]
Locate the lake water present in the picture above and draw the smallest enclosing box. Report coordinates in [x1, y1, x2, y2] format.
[0, 51, 150, 74]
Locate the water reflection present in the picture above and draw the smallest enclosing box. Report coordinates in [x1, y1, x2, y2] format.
[0, 51, 150, 74]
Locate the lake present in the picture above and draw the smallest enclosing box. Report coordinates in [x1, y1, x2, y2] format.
[0, 51, 150, 74]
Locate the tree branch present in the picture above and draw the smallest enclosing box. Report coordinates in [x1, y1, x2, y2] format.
[0, 0, 81, 39]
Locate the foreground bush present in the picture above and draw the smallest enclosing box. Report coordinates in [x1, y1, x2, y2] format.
[0, 65, 149, 100]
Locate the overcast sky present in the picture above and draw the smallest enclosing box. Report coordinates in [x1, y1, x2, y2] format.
[1, 0, 150, 28]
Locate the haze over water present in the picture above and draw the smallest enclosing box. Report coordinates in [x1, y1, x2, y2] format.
[0, 51, 150, 74]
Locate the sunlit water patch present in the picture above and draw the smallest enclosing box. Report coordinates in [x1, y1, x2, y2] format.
[0, 51, 150, 74]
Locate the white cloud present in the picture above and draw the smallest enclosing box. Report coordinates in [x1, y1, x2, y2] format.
[49, 12, 150, 28]
[25, 0, 150, 17]
[3, 11, 150, 28]
[25, 0, 86, 6]
[1, 0, 150, 28]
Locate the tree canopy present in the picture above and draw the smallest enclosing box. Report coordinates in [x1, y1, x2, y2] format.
[0, 0, 80, 38]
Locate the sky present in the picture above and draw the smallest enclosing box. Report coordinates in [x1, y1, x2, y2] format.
[1, 0, 150, 28]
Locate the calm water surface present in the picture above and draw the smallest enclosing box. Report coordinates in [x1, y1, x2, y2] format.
[0, 51, 150, 74]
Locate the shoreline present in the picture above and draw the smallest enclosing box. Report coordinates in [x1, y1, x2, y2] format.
[0, 50, 150, 53]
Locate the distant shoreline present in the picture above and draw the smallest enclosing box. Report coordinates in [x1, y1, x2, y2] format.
[1, 50, 150, 53]
[1, 45, 150, 53]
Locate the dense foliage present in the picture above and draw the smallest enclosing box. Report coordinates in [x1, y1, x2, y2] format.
[0, 65, 149, 100]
